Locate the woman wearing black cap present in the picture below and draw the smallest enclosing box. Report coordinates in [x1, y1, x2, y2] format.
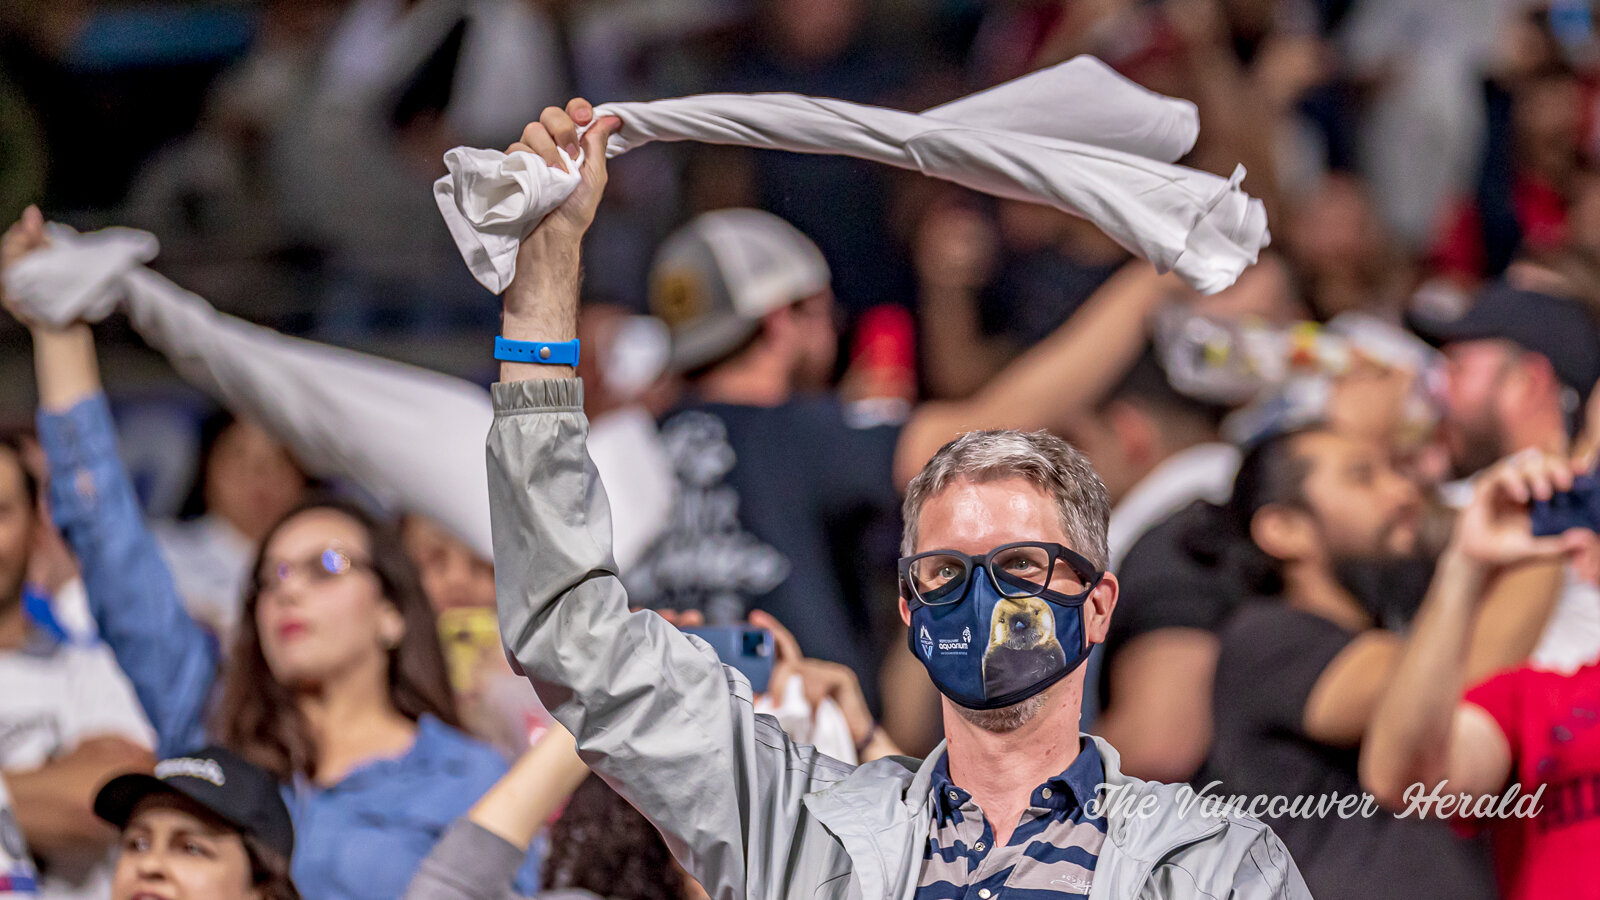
[96, 747, 299, 900]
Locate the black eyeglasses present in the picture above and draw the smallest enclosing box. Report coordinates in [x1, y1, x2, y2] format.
[898, 541, 1102, 608]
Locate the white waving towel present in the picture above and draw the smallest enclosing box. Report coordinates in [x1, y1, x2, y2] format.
[433, 55, 1269, 296]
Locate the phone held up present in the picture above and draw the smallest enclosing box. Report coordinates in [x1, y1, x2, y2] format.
[682, 625, 776, 694]
[1531, 467, 1600, 537]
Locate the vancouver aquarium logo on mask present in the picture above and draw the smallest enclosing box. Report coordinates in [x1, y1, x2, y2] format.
[920, 625, 934, 658]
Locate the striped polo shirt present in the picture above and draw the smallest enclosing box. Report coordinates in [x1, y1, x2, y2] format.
[916, 740, 1107, 900]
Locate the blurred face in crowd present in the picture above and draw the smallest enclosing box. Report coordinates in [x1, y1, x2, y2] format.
[113, 796, 257, 900]
[1259, 431, 1423, 571]
[1514, 73, 1582, 180]
[205, 419, 309, 543]
[0, 446, 34, 612]
[254, 508, 404, 690]
[401, 515, 495, 612]
[770, 0, 863, 61]
[778, 291, 839, 390]
[1439, 340, 1521, 477]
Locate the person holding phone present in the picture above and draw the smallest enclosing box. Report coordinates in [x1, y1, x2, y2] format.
[480, 99, 1310, 900]
[1361, 449, 1600, 900]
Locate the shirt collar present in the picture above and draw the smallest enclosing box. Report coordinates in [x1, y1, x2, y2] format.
[929, 739, 1106, 821]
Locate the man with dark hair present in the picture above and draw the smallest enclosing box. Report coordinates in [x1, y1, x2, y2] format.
[479, 99, 1311, 900]
[1208, 425, 1573, 900]
[1073, 348, 1239, 777]
[0, 436, 157, 899]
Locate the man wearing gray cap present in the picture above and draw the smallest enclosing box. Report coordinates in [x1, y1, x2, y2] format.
[627, 207, 888, 688]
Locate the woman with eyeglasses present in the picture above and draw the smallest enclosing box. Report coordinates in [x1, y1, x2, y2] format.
[3, 212, 541, 899]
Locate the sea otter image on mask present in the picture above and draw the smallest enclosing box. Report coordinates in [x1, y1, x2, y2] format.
[982, 594, 1068, 697]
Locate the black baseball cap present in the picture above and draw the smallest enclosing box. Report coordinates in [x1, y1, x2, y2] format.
[94, 746, 294, 860]
[1409, 280, 1600, 403]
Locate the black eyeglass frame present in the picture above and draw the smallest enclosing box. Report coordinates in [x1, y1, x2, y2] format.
[897, 540, 1103, 609]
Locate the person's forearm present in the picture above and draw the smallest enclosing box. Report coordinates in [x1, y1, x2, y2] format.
[918, 282, 1011, 399]
[1360, 548, 1486, 805]
[1465, 558, 1564, 681]
[498, 234, 580, 385]
[4, 737, 154, 855]
[37, 392, 217, 756]
[468, 726, 589, 850]
[29, 324, 100, 412]
[971, 262, 1173, 424]
[896, 262, 1175, 484]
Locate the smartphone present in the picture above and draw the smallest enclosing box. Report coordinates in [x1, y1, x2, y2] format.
[1531, 471, 1600, 536]
[682, 625, 775, 693]
[437, 607, 504, 699]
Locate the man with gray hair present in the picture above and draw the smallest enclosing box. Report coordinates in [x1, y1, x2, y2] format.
[481, 100, 1310, 900]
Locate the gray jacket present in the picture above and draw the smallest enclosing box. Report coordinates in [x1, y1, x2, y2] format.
[487, 379, 1311, 900]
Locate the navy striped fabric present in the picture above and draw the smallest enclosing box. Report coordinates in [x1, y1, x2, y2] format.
[915, 741, 1107, 900]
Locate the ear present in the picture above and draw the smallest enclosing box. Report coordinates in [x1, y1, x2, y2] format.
[1084, 571, 1118, 644]
[760, 305, 796, 352]
[378, 605, 407, 650]
[1250, 504, 1317, 563]
[898, 593, 912, 627]
[1106, 401, 1159, 469]
[1511, 353, 1560, 408]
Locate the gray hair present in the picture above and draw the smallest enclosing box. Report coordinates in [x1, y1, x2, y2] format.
[900, 430, 1110, 570]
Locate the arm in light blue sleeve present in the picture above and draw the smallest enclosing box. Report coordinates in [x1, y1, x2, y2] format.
[37, 392, 217, 756]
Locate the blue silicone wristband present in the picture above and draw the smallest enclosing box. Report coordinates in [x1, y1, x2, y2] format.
[494, 336, 580, 366]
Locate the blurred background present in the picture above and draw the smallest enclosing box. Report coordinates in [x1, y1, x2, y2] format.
[3, 0, 1600, 506]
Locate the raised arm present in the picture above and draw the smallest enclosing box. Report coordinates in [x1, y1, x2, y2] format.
[1360, 453, 1592, 807]
[487, 101, 855, 900]
[895, 259, 1182, 487]
[404, 726, 590, 900]
[1, 210, 215, 756]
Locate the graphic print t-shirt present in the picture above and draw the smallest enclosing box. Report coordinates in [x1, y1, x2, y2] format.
[1465, 660, 1600, 900]
[627, 395, 901, 690]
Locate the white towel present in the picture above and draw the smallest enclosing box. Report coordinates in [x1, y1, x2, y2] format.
[753, 673, 858, 765]
[1, 224, 157, 328]
[434, 55, 1270, 296]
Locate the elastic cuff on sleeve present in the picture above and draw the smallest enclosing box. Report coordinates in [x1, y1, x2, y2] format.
[492, 378, 584, 415]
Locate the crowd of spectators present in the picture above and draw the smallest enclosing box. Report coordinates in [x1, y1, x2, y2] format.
[3, 0, 1600, 898]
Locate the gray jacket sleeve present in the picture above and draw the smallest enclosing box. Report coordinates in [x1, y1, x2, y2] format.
[403, 822, 530, 900]
[486, 379, 855, 900]
[1235, 826, 1312, 900]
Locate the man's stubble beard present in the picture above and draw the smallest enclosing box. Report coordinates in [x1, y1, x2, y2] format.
[1449, 413, 1510, 480]
[953, 693, 1048, 734]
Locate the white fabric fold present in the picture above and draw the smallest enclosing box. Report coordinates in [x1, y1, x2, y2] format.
[1, 225, 158, 327]
[5, 228, 673, 569]
[752, 673, 857, 765]
[433, 55, 1269, 296]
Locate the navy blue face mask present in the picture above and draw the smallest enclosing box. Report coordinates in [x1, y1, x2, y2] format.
[901, 541, 1102, 711]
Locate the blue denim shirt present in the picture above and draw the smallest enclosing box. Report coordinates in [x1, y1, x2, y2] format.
[38, 393, 541, 898]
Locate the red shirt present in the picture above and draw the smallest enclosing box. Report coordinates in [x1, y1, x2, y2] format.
[1465, 662, 1600, 900]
